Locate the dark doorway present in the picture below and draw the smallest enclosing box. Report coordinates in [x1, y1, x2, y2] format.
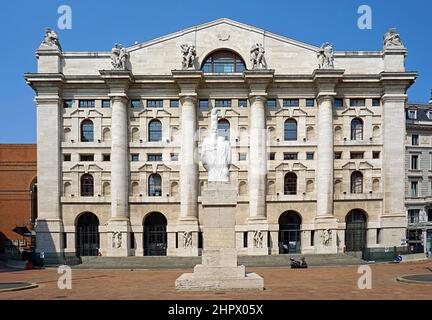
[345, 209, 367, 252]
[279, 211, 302, 254]
[76, 212, 100, 256]
[144, 212, 167, 256]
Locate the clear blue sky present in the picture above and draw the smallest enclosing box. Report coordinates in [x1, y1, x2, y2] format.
[0, 0, 430, 143]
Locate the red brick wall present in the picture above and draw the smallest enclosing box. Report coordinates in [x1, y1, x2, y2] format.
[0, 144, 36, 253]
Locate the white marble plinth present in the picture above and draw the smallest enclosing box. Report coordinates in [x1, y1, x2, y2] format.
[175, 182, 264, 291]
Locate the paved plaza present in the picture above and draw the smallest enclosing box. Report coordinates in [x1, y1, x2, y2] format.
[0, 260, 431, 300]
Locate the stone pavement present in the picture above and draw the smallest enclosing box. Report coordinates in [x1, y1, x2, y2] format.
[0, 260, 431, 300]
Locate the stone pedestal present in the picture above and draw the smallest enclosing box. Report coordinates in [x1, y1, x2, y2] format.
[175, 182, 264, 291]
[314, 217, 339, 254]
[106, 218, 130, 257]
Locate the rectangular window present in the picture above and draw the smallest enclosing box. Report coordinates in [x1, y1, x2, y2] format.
[131, 99, 141, 109]
[428, 209, 432, 222]
[310, 230, 315, 246]
[376, 229, 381, 244]
[284, 152, 298, 160]
[130, 232, 135, 249]
[238, 99, 248, 108]
[63, 233, 67, 249]
[350, 152, 364, 159]
[169, 99, 179, 108]
[79, 100, 95, 108]
[170, 153, 179, 161]
[80, 154, 94, 162]
[238, 153, 247, 161]
[334, 98, 343, 107]
[334, 152, 342, 159]
[199, 99, 209, 109]
[412, 134, 419, 145]
[411, 155, 419, 170]
[63, 100, 73, 108]
[306, 152, 314, 160]
[102, 154, 110, 161]
[411, 181, 418, 197]
[131, 154, 140, 162]
[269, 152, 276, 160]
[146, 99, 163, 108]
[372, 151, 380, 159]
[283, 99, 299, 107]
[306, 99, 315, 107]
[63, 154, 71, 161]
[243, 232, 248, 248]
[408, 209, 420, 224]
[266, 99, 277, 108]
[350, 98, 366, 107]
[198, 232, 203, 249]
[372, 98, 381, 107]
[175, 233, 179, 248]
[215, 99, 232, 108]
[407, 110, 417, 120]
[102, 100, 111, 108]
[148, 154, 162, 161]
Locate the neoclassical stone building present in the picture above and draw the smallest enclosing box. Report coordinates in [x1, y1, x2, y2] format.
[25, 19, 416, 259]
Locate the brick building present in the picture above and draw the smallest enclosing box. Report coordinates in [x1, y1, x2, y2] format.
[0, 144, 37, 254]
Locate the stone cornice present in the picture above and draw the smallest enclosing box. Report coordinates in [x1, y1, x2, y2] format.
[172, 70, 203, 95]
[99, 70, 134, 97]
[244, 69, 275, 96]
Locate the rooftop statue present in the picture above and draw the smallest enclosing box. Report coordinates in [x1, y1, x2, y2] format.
[250, 43, 267, 69]
[383, 28, 404, 49]
[111, 43, 129, 70]
[40, 28, 62, 51]
[317, 42, 334, 69]
[181, 44, 197, 70]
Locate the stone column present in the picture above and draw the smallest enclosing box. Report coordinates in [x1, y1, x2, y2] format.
[381, 72, 416, 246]
[244, 70, 274, 256]
[313, 69, 344, 254]
[179, 95, 199, 221]
[25, 72, 64, 262]
[173, 70, 203, 256]
[100, 70, 134, 257]
[248, 95, 267, 221]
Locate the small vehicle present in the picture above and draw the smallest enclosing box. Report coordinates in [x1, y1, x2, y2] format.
[290, 257, 308, 269]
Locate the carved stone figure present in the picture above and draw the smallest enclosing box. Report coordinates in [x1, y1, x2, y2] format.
[183, 231, 193, 248]
[317, 42, 334, 69]
[321, 229, 332, 246]
[383, 28, 404, 49]
[253, 230, 263, 248]
[250, 43, 267, 69]
[111, 43, 129, 70]
[112, 232, 122, 248]
[201, 109, 232, 182]
[40, 28, 62, 51]
[180, 44, 196, 70]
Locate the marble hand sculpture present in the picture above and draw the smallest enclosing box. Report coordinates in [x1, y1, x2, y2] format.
[201, 109, 231, 182]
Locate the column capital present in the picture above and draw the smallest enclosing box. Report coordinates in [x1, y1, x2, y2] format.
[100, 69, 134, 96]
[25, 73, 64, 95]
[244, 69, 274, 96]
[249, 94, 267, 104]
[179, 94, 197, 105]
[172, 70, 203, 95]
[380, 71, 417, 94]
[313, 69, 344, 95]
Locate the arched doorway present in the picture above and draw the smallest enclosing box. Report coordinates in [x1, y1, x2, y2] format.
[143, 212, 167, 256]
[76, 212, 100, 256]
[345, 209, 367, 252]
[278, 211, 302, 254]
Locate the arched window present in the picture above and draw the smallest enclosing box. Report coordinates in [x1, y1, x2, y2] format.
[76, 212, 100, 256]
[334, 179, 342, 194]
[284, 119, 297, 141]
[284, 172, 297, 195]
[148, 120, 162, 142]
[63, 182, 71, 196]
[306, 126, 315, 141]
[238, 181, 247, 196]
[279, 211, 302, 254]
[148, 174, 162, 196]
[103, 128, 111, 141]
[201, 50, 246, 73]
[63, 128, 71, 142]
[267, 180, 275, 195]
[334, 126, 342, 140]
[345, 209, 367, 252]
[351, 171, 363, 194]
[102, 182, 110, 196]
[306, 180, 314, 193]
[170, 182, 179, 196]
[131, 128, 140, 142]
[372, 178, 380, 192]
[351, 118, 363, 140]
[131, 182, 139, 196]
[81, 119, 94, 142]
[217, 119, 230, 141]
[80, 174, 94, 196]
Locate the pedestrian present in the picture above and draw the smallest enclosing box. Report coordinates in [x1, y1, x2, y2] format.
[39, 251, 45, 267]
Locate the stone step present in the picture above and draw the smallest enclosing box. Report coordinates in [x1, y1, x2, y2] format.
[73, 253, 366, 269]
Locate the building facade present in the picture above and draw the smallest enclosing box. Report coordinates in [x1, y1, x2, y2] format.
[0, 144, 37, 255]
[25, 19, 416, 258]
[405, 102, 432, 255]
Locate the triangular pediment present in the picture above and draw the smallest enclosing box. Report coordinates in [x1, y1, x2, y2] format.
[124, 18, 320, 75]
